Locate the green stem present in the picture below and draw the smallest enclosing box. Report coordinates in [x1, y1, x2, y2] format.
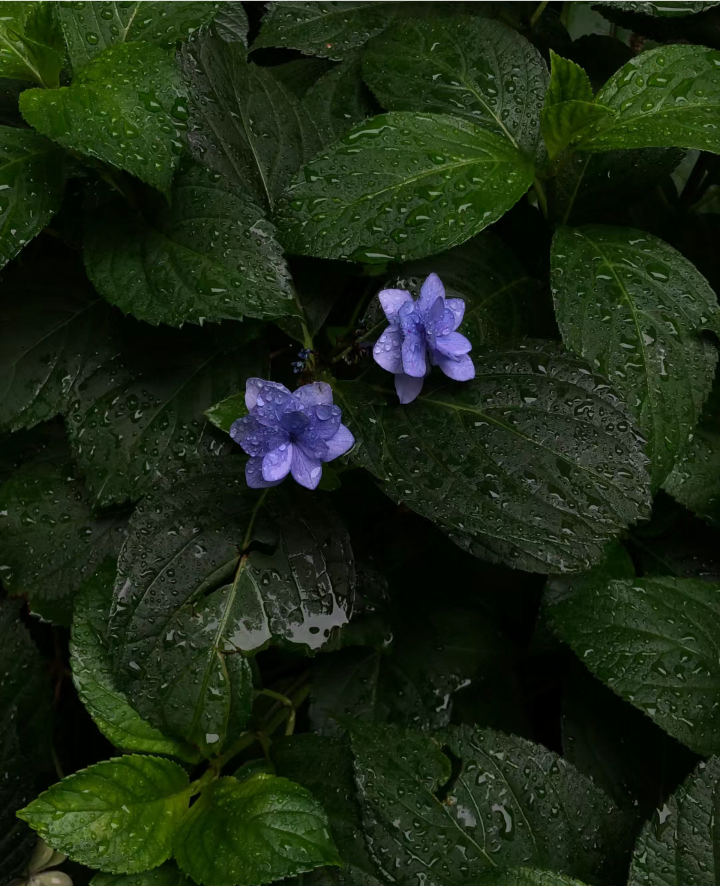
[530, 0, 549, 27]
[256, 689, 297, 736]
[189, 766, 218, 796]
[292, 289, 314, 353]
[332, 319, 386, 365]
[533, 177, 549, 219]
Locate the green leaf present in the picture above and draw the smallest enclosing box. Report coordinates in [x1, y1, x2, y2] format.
[0, 278, 116, 432]
[350, 721, 622, 885]
[270, 57, 332, 97]
[0, 711, 37, 881]
[545, 52, 595, 106]
[71, 561, 200, 763]
[335, 342, 651, 574]
[0, 126, 64, 271]
[362, 16, 548, 159]
[213, 3, 249, 45]
[0, 458, 127, 625]
[546, 572, 720, 756]
[92, 865, 191, 886]
[551, 225, 720, 487]
[577, 45, 720, 155]
[84, 164, 295, 327]
[204, 392, 247, 434]
[64, 328, 260, 507]
[596, 0, 720, 15]
[627, 757, 720, 886]
[173, 774, 341, 886]
[0, 2, 63, 88]
[253, 1, 404, 60]
[18, 755, 191, 874]
[305, 56, 372, 145]
[541, 101, 614, 160]
[180, 32, 321, 211]
[277, 111, 534, 264]
[20, 42, 185, 193]
[474, 873, 592, 886]
[108, 463, 354, 755]
[57, 1, 222, 70]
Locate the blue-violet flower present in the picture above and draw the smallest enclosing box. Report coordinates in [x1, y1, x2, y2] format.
[230, 378, 354, 490]
[373, 272, 474, 404]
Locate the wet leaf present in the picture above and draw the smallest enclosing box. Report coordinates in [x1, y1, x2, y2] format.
[173, 774, 341, 886]
[107, 462, 354, 755]
[213, 3, 249, 45]
[551, 225, 720, 487]
[305, 56, 372, 145]
[473, 873, 592, 886]
[92, 866, 191, 886]
[0, 2, 63, 87]
[204, 392, 247, 434]
[84, 164, 295, 327]
[277, 111, 534, 264]
[20, 42, 185, 193]
[596, 0, 720, 15]
[18, 755, 191, 873]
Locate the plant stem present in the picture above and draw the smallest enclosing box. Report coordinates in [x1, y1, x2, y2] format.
[530, 0, 549, 27]
[533, 177, 549, 219]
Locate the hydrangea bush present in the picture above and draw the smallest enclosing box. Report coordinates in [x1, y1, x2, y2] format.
[4, 2, 720, 886]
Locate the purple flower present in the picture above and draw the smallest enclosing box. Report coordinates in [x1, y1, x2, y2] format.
[372, 273, 475, 404]
[230, 378, 355, 490]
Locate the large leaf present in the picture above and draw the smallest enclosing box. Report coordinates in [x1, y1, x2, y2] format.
[18, 755, 191, 873]
[335, 342, 651, 574]
[350, 721, 621, 885]
[0, 458, 127, 625]
[64, 328, 260, 507]
[92, 866, 191, 886]
[475, 874, 592, 886]
[578, 45, 720, 155]
[0, 277, 116, 432]
[108, 463, 354, 755]
[627, 757, 720, 886]
[0, 711, 37, 881]
[20, 42, 185, 193]
[551, 225, 720, 487]
[0, 1, 63, 87]
[71, 561, 200, 763]
[546, 571, 720, 756]
[362, 16, 548, 159]
[180, 32, 321, 211]
[173, 774, 341, 886]
[277, 111, 534, 264]
[57, 1, 221, 70]
[84, 164, 295, 327]
[0, 126, 64, 271]
[304, 57, 372, 146]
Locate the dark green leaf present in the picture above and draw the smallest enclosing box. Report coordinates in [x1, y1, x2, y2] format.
[0, 459, 127, 625]
[362, 16, 548, 159]
[84, 164, 295, 327]
[0, 126, 64, 271]
[65, 329, 260, 507]
[305, 57, 372, 145]
[108, 463, 354, 755]
[20, 42, 185, 193]
[204, 392, 247, 434]
[350, 721, 621, 885]
[474, 873, 592, 886]
[57, 1, 222, 70]
[71, 561, 200, 763]
[335, 342, 651, 574]
[0, 710, 37, 881]
[277, 111, 534, 264]
[578, 45, 720, 155]
[0, 279, 116, 432]
[0, 2, 63, 88]
[173, 774, 341, 886]
[596, 0, 720, 15]
[547, 572, 720, 756]
[180, 32, 321, 211]
[213, 3, 249, 45]
[551, 225, 720, 487]
[18, 755, 191, 873]
[269, 57, 332, 98]
[92, 865, 191, 886]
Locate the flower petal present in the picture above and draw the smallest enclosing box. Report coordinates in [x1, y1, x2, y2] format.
[246, 456, 283, 489]
[309, 403, 342, 440]
[395, 372, 424, 404]
[435, 332, 472, 358]
[323, 424, 355, 461]
[373, 326, 403, 374]
[262, 443, 293, 483]
[401, 328, 427, 377]
[248, 379, 295, 427]
[296, 430, 329, 461]
[246, 378, 291, 411]
[293, 382, 333, 408]
[445, 298, 465, 329]
[229, 414, 260, 447]
[379, 288, 412, 321]
[240, 425, 288, 458]
[418, 272, 445, 314]
[436, 352, 476, 382]
[291, 447, 323, 490]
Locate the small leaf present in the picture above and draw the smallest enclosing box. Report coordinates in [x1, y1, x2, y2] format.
[213, 3, 250, 45]
[0, 2, 63, 87]
[304, 56, 372, 145]
[18, 755, 191, 873]
[551, 225, 720, 487]
[541, 101, 614, 159]
[362, 16, 548, 159]
[84, 164, 295, 327]
[277, 111, 534, 264]
[92, 866, 191, 886]
[108, 462, 354, 755]
[20, 42, 185, 193]
[173, 774, 341, 886]
[180, 32, 321, 211]
[0, 126, 64, 271]
[57, 1, 222, 69]
[545, 52, 595, 106]
[71, 561, 200, 763]
[547, 571, 720, 756]
[0, 458, 127, 625]
[578, 44, 720, 154]
[204, 392, 247, 434]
